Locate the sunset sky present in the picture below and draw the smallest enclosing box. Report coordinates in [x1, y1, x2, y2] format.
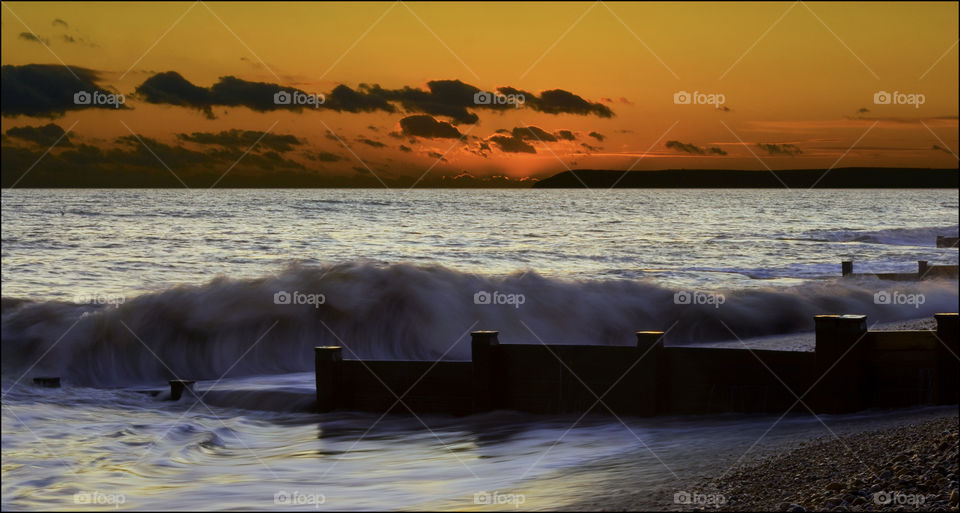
[2, 1, 957, 186]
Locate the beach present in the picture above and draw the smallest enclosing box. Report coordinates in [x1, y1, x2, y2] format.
[563, 407, 958, 512]
[710, 414, 958, 512]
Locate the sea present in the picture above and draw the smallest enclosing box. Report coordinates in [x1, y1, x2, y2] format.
[2, 188, 958, 510]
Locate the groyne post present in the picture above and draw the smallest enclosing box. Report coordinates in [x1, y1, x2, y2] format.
[918, 260, 929, 277]
[315, 346, 342, 412]
[168, 379, 196, 401]
[813, 314, 868, 413]
[635, 331, 666, 416]
[934, 313, 959, 404]
[841, 260, 853, 277]
[471, 331, 500, 412]
[936, 236, 959, 248]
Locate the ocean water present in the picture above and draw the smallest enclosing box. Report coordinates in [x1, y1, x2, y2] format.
[2, 188, 958, 510]
[2, 189, 958, 299]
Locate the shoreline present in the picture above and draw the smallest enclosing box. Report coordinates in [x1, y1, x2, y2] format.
[558, 408, 957, 512]
[709, 414, 959, 512]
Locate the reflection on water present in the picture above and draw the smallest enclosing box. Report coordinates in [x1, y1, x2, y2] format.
[2, 189, 957, 300]
[3, 378, 953, 510]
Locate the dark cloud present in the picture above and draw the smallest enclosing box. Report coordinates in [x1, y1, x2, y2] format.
[556, 130, 576, 141]
[399, 115, 462, 139]
[110, 70, 617, 123]
[135, 71, 215, 116]
[5, 123, 73, 147]
[310, 151, 342, 162]
[498, 87, 614, 118]
[1, 132, 322, 187]
[177, 129, 303, 152]
[757, 143, 802, 156]
[512, 126, 557, 142]
[399, 145, 412, 152]
[1, 64, 123, 117]
[19, 33, 49, 45]
[932, 144, 953, 154]
[580, 142, 600, 152]
[52, 19, 69, 28]
[488, 134, 536, 154]
[666, 140, 701, 154]
[465, 139, 493, 158]
[857, 108, 870, 114]
[325, 84, 395, 113]
[365, 79, 480, 124]
[135, 72, 394, 118]
[426, 151, 448, 162]
[588, 131, 605, 142]
[1, 132, 539, 188]
[365, 80, 613, 123]
[666, 140, 726, 156]
[357, 137, 386, 148]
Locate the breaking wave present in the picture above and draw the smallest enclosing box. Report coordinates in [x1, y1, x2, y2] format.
[2, 261, 956, 387]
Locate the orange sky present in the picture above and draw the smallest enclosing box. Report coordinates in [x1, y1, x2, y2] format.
[2, 1, 958, 184]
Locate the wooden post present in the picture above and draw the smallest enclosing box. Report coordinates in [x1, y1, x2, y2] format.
[934, 313, 959, 405]
[813, 315, 867, 413]
[635, 331, 666, 416]
[315, 346, 342, 413]
[33, 377, 61, 388]
[841, 260, 853, 277]
[936, 236, 959, 248]
[918, 260, 929, 278]
[168, 379, 196, 401]
[471, 331, 499, 413]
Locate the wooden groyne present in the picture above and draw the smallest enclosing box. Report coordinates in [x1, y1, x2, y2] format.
[314, 313, 958, 416]
[841, 260, 959, 280]
[937, 235, 959, 248]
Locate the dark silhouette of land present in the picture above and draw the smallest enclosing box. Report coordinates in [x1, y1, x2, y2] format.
[532, 168, 959, 188]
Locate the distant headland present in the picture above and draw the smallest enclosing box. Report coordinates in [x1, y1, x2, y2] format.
[532, 167, 959, 188]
